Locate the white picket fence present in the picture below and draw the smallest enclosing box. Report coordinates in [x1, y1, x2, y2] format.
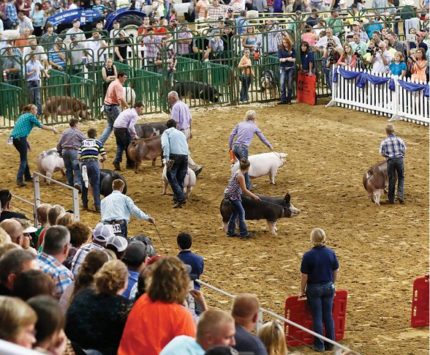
[327, 67, 430, 126]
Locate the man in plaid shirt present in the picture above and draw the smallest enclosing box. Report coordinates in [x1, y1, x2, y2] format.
[37, 226, 73, 299]
[155, 38, 176, 83]
[379, 124, 406, 204]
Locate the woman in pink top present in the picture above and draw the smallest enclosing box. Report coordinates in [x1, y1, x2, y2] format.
[337, 43, 357, 69]
[195, 0, 209, 19]
[301, 25, 318, 47]
[411, 48, 428, 82]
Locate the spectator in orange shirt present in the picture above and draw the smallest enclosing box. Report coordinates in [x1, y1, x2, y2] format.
[15, 28, 32, 51]
[118, 256, 196, 355]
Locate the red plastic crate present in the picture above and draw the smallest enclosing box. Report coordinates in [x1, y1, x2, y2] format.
[411, 275, 429, 328]
[284, 290, 348, 347]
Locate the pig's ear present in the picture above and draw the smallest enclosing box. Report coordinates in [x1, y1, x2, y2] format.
[284, 193, 290, 203]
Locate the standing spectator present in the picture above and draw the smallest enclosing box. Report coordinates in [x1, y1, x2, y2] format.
[39, 23, 58, 50]
[253, 0, 268, 12]
[1, 45, 22, 86]
[79, 128, 107, 212]
[25, 53, 48, 115]
[64, 19, 85, 46]
[301, 25, 318, 47]
[161, 119, 189, 208]
[114, 31, 132, 64]
[177, 232, 204, 289]
[168, 91, 203, 175]
[176, 22, 193, 56]
[86, 30, 107, 64]
[9, 104, 57, 186]
[364, 17, 383, 39]
[57, 118, 85, 191]
[371, 41, 392, 74]
[195, 0, 209, 18]
[337, 43, 357, 68]
[101, 179, 155, 238]
[205, 31, 224, 61]
[17, 10, 33, 34]
[235, 10, 249, 36]
[278, 36, 296, 105]
[5, 0, 18, 28]
[31, 3, 45, 37]
[160, 309, 236, 354]
[207, 0, 225, 21]
[48, 38, 67, 70]
[22, 36, 48, 66]
[155, 37, 177, 84]
[143, 29, 162, 69]
[300, 41, 315, 75]
[327, 10, 343, 37]
[379, 124, 406, 204]
[102, 58, 117, 95]
[351, 21, 369, 42]
[300, 228, 339, 352]
[372, 0, 388, 13]
[232, 294, 267, 355]
[70, 223, 113, 276]
[69, 35, 89, 75]
[410, 48, 427, 82]
[0, 189, 27, 221]
[66, 260, 132, 355]
[110, 21, 121, 39]
[0, 296, 37, 349]
[27, 296, 67, 355]
[389, 51, 407, 77]
[238, 49, 253, 102]
[0, 249, 37, 296]
[258, 321, 288, 355]
[224, 158, 261, 238]
[322, 39, 342, 88]
[118, 256, 196, 355]
[306, 9, 320, 26]
[37, 226, 74, 299]
[112, 102, 144, 171]
[228, 110, 273, 189]
[100, 72, 129, 144]
[242, 26, 260, 55]
[121, 241, 147, 300]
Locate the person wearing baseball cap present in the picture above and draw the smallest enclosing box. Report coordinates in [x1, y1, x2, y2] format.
[70, 222, 114, 276]
[379, 124, 406, 204]
[106, 235, 128, 259]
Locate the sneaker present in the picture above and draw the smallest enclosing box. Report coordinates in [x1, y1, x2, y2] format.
[113, 162, 121, 171]
[173, 201, 186, 209]
[16, 181, 26, 187]
[240, 232, 255, 239]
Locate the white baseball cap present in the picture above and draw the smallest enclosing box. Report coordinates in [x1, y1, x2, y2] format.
[106, 235, 128, 253]
[93, 223, 115, 243]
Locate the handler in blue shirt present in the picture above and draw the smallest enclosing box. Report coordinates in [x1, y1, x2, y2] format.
[161, 119, 189, 208]
[10, 104, 57, 187]
[300, 228, 339, 352]
[177, 232, 204, 289]
[101, 179, 155, 238]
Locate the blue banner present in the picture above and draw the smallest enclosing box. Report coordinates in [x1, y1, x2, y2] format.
[397, 79, 430, 98]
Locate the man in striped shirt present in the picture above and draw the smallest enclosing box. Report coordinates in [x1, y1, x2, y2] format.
[79, 128, 107, 212]
[379, 124, 406, 204]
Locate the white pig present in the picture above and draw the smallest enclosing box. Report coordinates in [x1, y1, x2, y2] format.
[162, 166, 196, 198]
[124, 87, 136, 106]
[231, 152, 287, 185]
[37, 148, 65, 184]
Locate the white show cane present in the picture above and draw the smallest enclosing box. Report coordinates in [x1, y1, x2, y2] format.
[82, 165, 89, 189]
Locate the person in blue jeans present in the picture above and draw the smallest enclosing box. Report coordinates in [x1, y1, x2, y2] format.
[228, 110, 273, 190]
[278, 36, 296, 104]
[9, 104, 57, 187]
[300, 228, 339, 352]
[79, 128, 107, 213]
[224, 158, 261, 239]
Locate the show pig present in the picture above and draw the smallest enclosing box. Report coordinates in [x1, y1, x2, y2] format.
[37, 148, 65, 184]
[162, 166, 196, 198]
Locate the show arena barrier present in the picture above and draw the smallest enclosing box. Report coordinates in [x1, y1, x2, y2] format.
[327, 66, 430, 126]
[196, 279, 354, 353]
[33, 172, 80, 222]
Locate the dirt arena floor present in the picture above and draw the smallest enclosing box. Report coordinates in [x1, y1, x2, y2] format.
[0, 102, 428, 354]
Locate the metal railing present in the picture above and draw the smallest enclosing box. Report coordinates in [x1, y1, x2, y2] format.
[196, 279, 354, 353]
[33, 172, 80, 222]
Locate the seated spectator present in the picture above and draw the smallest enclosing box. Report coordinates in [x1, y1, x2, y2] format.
[122, 241, 148, 300]
[258, 320, 288, 355]
[119, 256, 196, 355]
[327, 9, 344, 37]
[0, 227, 12, 246]
[63, 222, 92, 270]
[0, 249, 37, 295]
[0, 243, 19, 258]
[300, 41, 315, 75]
[37, 204, 65, 248]
[177, 232, 204, 290]
[27, 296, 67, 354]
[0, 219, 34, 252]
[337, 43, 357, 68]
[205, 346, 239, 355]
[56, 212, 74, 227]
[66, 260, 132, 355]
[0, 189, 27, 221]
[37, 226, 74, 299]
[106, 234, 128, 259]
[232, 293, 267, 355]
[306, 9, 320, 26]
[364, 17, 383, 39]
[410, 48, 428, 82]
[48, 38, 66, 71]
[350, 21, 369, 42]
[60, 249, 110, 312]
[160, 309, 236, 354]
[0, 296, 37, 349]
[70, 222, 113, 276]
[389, 51, 407, 77]
[13, 269, 55, 300]
[15, 28, 32, 50]
[35, 203, 51, 239]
